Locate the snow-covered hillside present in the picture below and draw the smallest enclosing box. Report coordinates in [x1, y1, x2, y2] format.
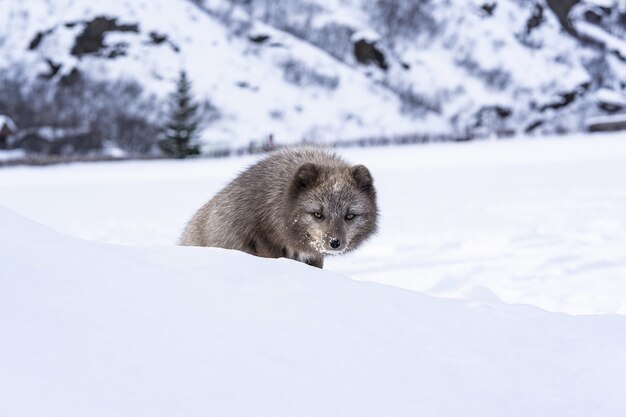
[1, 133, 625, 315]
[2, 204, 626, 417]
[0, 0, 419, 148]
[2, 0, 626, 152]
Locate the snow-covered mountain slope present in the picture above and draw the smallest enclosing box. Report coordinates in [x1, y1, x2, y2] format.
[2, 0, 626, 149]
[2, 204, 626, 417]
[246, 0, 626, 135]
[0, 0, 421, 147]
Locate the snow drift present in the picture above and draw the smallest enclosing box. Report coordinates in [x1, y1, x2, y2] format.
[1, 204, 626, 416]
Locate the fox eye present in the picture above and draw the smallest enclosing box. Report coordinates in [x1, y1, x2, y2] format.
[345, 214, 355, 220]
[313, 212, 324, 219]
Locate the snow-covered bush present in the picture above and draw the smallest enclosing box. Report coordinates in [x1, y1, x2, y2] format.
[279, 58, 340, 90]
[366, 0, 437, 39]
[0, 66, 162, 155]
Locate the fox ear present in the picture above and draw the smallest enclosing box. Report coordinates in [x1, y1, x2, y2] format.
[350, 165, 373, 193]
[292, 162, 321, 191]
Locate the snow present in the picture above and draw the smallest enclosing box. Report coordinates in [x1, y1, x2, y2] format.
[350, 29, 381, 43]
[586, 113, 626, 124]
[0, 149, 25, 162]
[1, 134, 626, 315]
[587, 0, 615, 7]
[0, 114, 17, 131]
[595, 87, 626, 105]
[575, 20, 626, 58]
[2, 202, 626, 417]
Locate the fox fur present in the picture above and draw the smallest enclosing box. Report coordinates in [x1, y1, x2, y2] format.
[180, 147, 378, 268]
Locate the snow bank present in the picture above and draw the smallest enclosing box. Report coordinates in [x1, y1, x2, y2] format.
[2, 134, 625, 315]
[1, 204, 626, 416]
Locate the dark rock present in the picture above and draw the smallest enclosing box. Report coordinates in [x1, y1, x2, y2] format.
[149, 31, 167, 45]
[71, 16, 139, 57]
[0, 116, 17, 150]
[59, 68, 81, 86]
[354, 39, 388, 71]
[526, 4, 545, 34]
[586, 115, 626, 132]
[39, 59, 62, 80]
[481, 3, 497, 17]
[105, 42, 129, 58]
[28, 28, 53, 50]
[525, 120, 544, 133]
[494, 106, 512, 118]
[584, 9, 603, 24]
[249, 34, 271, 44]
[29, 32, 44, 50]
[545, 0, 580, 35]
[146, 31, 179, 52]
[598, 102, 623, 113]
[596, 91, 625, 113]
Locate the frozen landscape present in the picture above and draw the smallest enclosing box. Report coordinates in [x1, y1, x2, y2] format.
[2, 1, 626, 415]
[1, 134, 626, 416]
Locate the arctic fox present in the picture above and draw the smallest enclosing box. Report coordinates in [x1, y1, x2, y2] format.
[180, 147, 378, 268]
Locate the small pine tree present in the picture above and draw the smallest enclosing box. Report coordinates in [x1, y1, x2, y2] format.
[159, 71, 201, 158]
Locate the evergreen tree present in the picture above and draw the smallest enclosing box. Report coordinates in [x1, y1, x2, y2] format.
[159, 71, 201, 158]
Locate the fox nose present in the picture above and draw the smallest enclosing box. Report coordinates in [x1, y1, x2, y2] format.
[330, 239, 341, 249]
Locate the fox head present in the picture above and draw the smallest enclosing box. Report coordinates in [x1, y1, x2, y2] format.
[285, 162, 378, 256]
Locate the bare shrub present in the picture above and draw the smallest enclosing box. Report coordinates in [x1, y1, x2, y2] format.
[0, 66, 164, 155]
[367, 0, 437, 39]
[456, 57, 512, 90]
[280, 58, 340, 90]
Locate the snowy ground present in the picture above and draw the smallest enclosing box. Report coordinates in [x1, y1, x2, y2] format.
[2, 134, 626, 415]
[1, 133, 625, 315]
[2, 205, 626, 417]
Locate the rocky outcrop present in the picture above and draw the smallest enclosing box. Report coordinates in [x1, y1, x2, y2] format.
[545, 0, 580, 34]
[353, 37, 387, 70]
[71, 16, 139, 57]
